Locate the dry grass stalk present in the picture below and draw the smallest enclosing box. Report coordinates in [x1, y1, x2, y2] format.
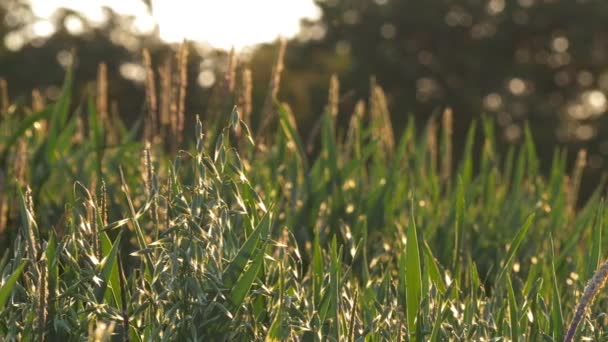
[353, 99, 366, 120]
[23, 186, 39, 263]
[565, 258, 608, 342]
[0, 78, 8, 115]
[100, 180, 108, 227]
[176, 40, 189, 147]
[159, 58, 172, 128]
[269, 38, 287, 100]
[97, 63, 109, 123]
[89, 178, 101, 261]
[371, 85, 395, 157]
[282, 102, 299, 135]
[426, 116, 438, 173]
[0, 170, 7, 246]
[31, 88, 45, 112]
[14, 136, 28, 186]
[73, 116, 84, 145]
[143, 49, 158, 143]
[258, 38, 287, 137]
[36, 254, 48, 342]
[169, 82, 179, 151]
[166, 171, 172, 233]
[345, 100, 366, 156]
[238, 68, 253, 130]
[569, 149, 587, 210]
[226, 47, 237, 93]
[328, 74, 340, 122]
[441, 107, 453, 183]
[143, 142, 159, 232]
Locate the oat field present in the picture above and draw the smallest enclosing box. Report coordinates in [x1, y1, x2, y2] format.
[0, 44, 607, 341]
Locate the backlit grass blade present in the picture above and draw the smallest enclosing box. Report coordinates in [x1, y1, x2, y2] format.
[223, 212, 271, 289]
[586, 200, 603, 280]
[45, 68, 73, 164]
[312, 230, 324, 306]
[429, 302, 449, 342]
[228, 241, 265, 309]
[452, 177, 465, 271]
[0, 107, 50, 165]
[328, 236, 341, 340]
[100, 231, 123, 307]
[266, 264, 285, 342]
[423, 240, 446, 294]
[404, 202, 423, 340]
[496, 213, 535, 285]
[523, 123, 539, 178]
[0, 261, 26, 312]
[507, 274, 519, 342]
[94, 231, 122, 303]
[459, 121, 476, 187]
[278, 103, 309, 171]
[550, 237, 564, 341]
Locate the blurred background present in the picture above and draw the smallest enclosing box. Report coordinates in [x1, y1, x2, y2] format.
[1, 0, 608, 200]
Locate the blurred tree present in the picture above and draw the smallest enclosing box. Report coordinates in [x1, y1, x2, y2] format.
[0, 1, 212, 131]
[2, 0, 608, 201]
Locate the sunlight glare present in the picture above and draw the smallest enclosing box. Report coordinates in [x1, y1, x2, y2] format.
[152, 0, 319, 49]
[29, 0, 320, 50]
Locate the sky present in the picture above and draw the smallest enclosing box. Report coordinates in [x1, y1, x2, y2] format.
[28, 0, 320, 50]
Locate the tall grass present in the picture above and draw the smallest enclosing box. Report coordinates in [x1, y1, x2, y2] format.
[0, 42, 607, 340]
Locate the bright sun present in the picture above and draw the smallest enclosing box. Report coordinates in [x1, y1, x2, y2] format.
[28, 0, 320, 50]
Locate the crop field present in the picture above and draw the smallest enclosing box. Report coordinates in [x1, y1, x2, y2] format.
[0, 44, 607, 341]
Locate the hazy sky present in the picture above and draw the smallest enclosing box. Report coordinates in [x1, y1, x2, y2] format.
[29, 0, 320, 50]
